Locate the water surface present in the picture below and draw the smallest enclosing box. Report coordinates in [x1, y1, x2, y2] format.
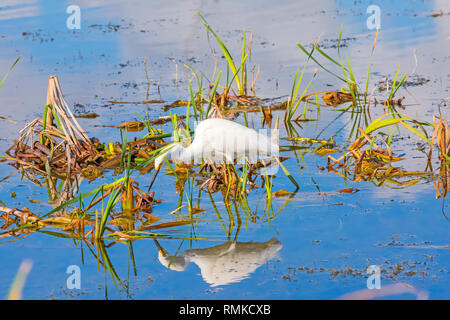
[0, 0, 449, 299]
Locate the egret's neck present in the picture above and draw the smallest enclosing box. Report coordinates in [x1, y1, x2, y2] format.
[155, 143, 179, 167]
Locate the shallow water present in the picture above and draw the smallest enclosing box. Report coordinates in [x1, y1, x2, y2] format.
[0, 0, 449, 299]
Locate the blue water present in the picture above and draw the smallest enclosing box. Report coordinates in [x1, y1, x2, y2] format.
[0, 0, 448, 299]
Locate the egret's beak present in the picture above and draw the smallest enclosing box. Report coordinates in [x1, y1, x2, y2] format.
[147, 163, 161, 192]
[153, 239, 168, 257]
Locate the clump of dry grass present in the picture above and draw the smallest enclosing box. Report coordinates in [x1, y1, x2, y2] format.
[327, 125, 431, 186]
[4, 76, 165, 187]
[430, 115, 450, 201]
[5, 76, 96, 179]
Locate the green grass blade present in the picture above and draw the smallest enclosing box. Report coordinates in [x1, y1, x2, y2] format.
[0, 55, 21, 89]
[205, 71, 222, 118]
[297, 43, 346, 82]
[97, 187, 121, 239]
[43, 178, 126, 218]
[197, 12, 242, 94]
[276, 158, 299, 190]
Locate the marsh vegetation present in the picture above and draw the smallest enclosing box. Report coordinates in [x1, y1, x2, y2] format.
[0, 2, 449, 299]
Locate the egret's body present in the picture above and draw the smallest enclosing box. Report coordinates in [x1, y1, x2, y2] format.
[158, 238, 282, 287]
[147, 118, 279, 191]
[154, 118, 279, 168]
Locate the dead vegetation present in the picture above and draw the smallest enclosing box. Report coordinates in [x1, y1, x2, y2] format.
[4, 76, 165, 185]
[327, 126, 431, 187]
[429, 115, 450, 219]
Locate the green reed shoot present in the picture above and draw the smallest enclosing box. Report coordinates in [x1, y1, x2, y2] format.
[241, 29, 248, 96]
[184, 171, 195, 217]
[204, 71, 222, 118]
[387, 66, 407, 112]
[95, 186, 121, 239]
[188, 80, 199, 122]
[364, 112, 431, 144]
[185, 64, 205, 104]
[0, 55, 21, 89]
[134, 111, 153, 135]
[239, 158, 250, 222]
[41, 104, 65, 144]
[286, 39, 319, 122]
[276, 157, 299, 190]
[197, 12, 247, 96]
[119, 129, 128, 172]
[43, 177, 126, 218]
[264, 173, 274, 217]
[186, 99, 191, 133]
[226, 55, 248, 91]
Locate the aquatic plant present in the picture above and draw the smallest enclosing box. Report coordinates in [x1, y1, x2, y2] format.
[296, 25, 409, 139]
[197, 12, 248, 96]
[0, 55, 20, 89]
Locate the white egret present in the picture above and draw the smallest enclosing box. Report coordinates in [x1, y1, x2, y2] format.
[148, 118, 279, 190]
[156, 238, 282, 287]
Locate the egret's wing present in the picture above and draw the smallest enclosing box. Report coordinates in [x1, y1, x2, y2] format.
[188, 239, 282, 287]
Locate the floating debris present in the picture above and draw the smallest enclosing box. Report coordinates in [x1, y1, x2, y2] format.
[75, 112, 99, 119]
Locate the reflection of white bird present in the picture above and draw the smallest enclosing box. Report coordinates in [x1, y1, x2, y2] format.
[157, 238, 282, 287]
[148, 118, 279, 190]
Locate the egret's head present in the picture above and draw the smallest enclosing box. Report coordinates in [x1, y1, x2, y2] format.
[154, 142, 182, 169]
[158, 250, 189, 271]
[154, 153, 164, 170]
